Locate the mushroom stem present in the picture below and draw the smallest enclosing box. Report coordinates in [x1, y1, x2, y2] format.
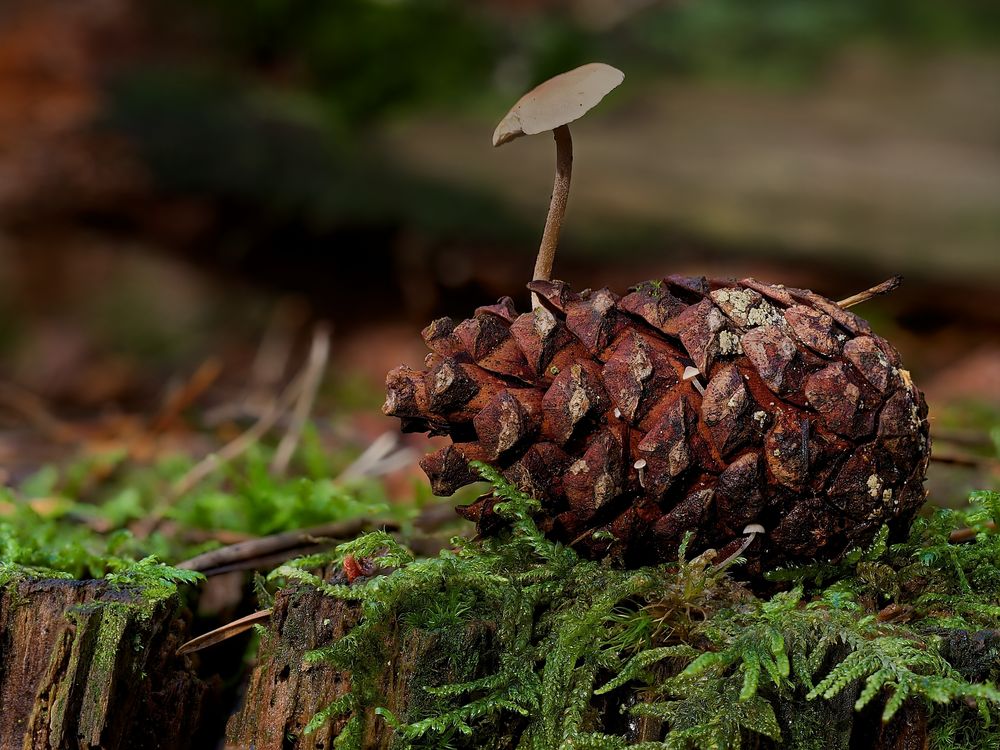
[531, 124, 573, 309]
[715, 524, 765, 571]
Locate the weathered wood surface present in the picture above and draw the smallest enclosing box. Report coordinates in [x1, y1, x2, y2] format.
[0, 577, 206, 750]
[225, 579, 500, 750]
[224, 584, 359, 750]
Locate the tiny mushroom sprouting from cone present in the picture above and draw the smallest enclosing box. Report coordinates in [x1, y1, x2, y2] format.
[633, 458, 647, 488]
[717, 523, 767, 570]
[492, 63, 625, 308]
[682, 365, 706, 395]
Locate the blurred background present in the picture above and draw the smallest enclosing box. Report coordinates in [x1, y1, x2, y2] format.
[1, 0, 999, 503]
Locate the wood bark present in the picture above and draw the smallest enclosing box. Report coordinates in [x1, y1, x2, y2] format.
[224, 582, 359, 750]
[0, 577, 207, 750]
[225, 580, 500, 750]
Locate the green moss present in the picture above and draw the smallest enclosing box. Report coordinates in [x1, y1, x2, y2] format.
[0, 431, 405, 584]
[280, 470, 1000, 749]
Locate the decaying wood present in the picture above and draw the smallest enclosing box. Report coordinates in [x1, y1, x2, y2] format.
[0, 577, 206, 750]
[225, 576, 500, 750]
[224, 582, 359, 750]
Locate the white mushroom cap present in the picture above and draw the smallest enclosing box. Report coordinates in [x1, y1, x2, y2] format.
[492, 63, 625, 147]
[682, 366, 701, 382]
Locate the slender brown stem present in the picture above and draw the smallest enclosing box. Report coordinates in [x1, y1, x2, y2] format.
[531, 124, 573, 309]
[930, 452, 1000, 470]
[175, 517, 397, 573]
[270, 323, 331, 475]
[837, 275, 902, 309]
[950, 521, 997, 543]
[932, 428, 994, 450]
[176, 609, 272, 656]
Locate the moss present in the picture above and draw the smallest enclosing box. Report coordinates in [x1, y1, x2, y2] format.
[0, 436, 404, 585]
[278, 472, 1000, 749]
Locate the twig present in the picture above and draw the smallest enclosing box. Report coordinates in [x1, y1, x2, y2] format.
[187, 547, 332, 577]
[170, 370, 305, 500]
[175, 499, 460, 575]
[950, 521, 997, 544]
[152, 358, 222, 433]
[131, 366, 307, 539]
[175, 517, 394, 572]
[0, 382, 74, 441]
[249, 298, 307, 398]
[837, 275, 902, 309]
[270, 323, 331, 476]
[202, 300, 306, 426]
[930, 452, 1000, 470]
[337, 431, 416, 481]
[176, 609, 272, 656]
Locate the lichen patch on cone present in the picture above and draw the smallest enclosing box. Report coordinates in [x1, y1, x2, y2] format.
[384, 277, 930, 570]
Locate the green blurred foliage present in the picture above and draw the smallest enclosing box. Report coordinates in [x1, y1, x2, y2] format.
[104, 66, 525, 240]
[107, 0, 1000, 245]
[189, 0, 499, 126]
[175, 0, 1000, 114]
[0, 429, 407, 580]
[625, 0, 1000, 84]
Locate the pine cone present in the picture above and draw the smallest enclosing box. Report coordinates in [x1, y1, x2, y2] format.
[383, 277, 930, 570]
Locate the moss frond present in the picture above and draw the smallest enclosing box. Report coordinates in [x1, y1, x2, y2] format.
[283, 476, 1000, 749]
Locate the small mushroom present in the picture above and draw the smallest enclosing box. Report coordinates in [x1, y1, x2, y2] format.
[716, 523, 766, 570]
[493, 63, 625, 308]
[682, 365, 706, 396]
[633, 458, 647, 488]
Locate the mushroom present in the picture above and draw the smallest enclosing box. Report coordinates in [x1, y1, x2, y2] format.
[682, 366, 706, 395]
[633, 458, 647, 488]
[716, 523, 766, 570]
[493, 63, 625, 308]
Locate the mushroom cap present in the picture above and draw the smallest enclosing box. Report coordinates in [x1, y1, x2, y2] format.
[492, 62, 625, 147]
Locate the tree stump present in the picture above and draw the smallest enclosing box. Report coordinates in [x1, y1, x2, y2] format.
[224, 583, 359, 750]
[225, 582, 500, 750]
[0, 576, 207, 750]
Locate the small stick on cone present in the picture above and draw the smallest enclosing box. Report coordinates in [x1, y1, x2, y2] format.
[837, 275, 903, 309]
[492, 63, 624, 309]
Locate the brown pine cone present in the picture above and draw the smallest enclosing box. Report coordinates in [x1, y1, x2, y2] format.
[383, 277, 930, 570]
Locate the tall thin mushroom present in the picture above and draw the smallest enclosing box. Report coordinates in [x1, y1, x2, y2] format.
[493, 63, 624, 308]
